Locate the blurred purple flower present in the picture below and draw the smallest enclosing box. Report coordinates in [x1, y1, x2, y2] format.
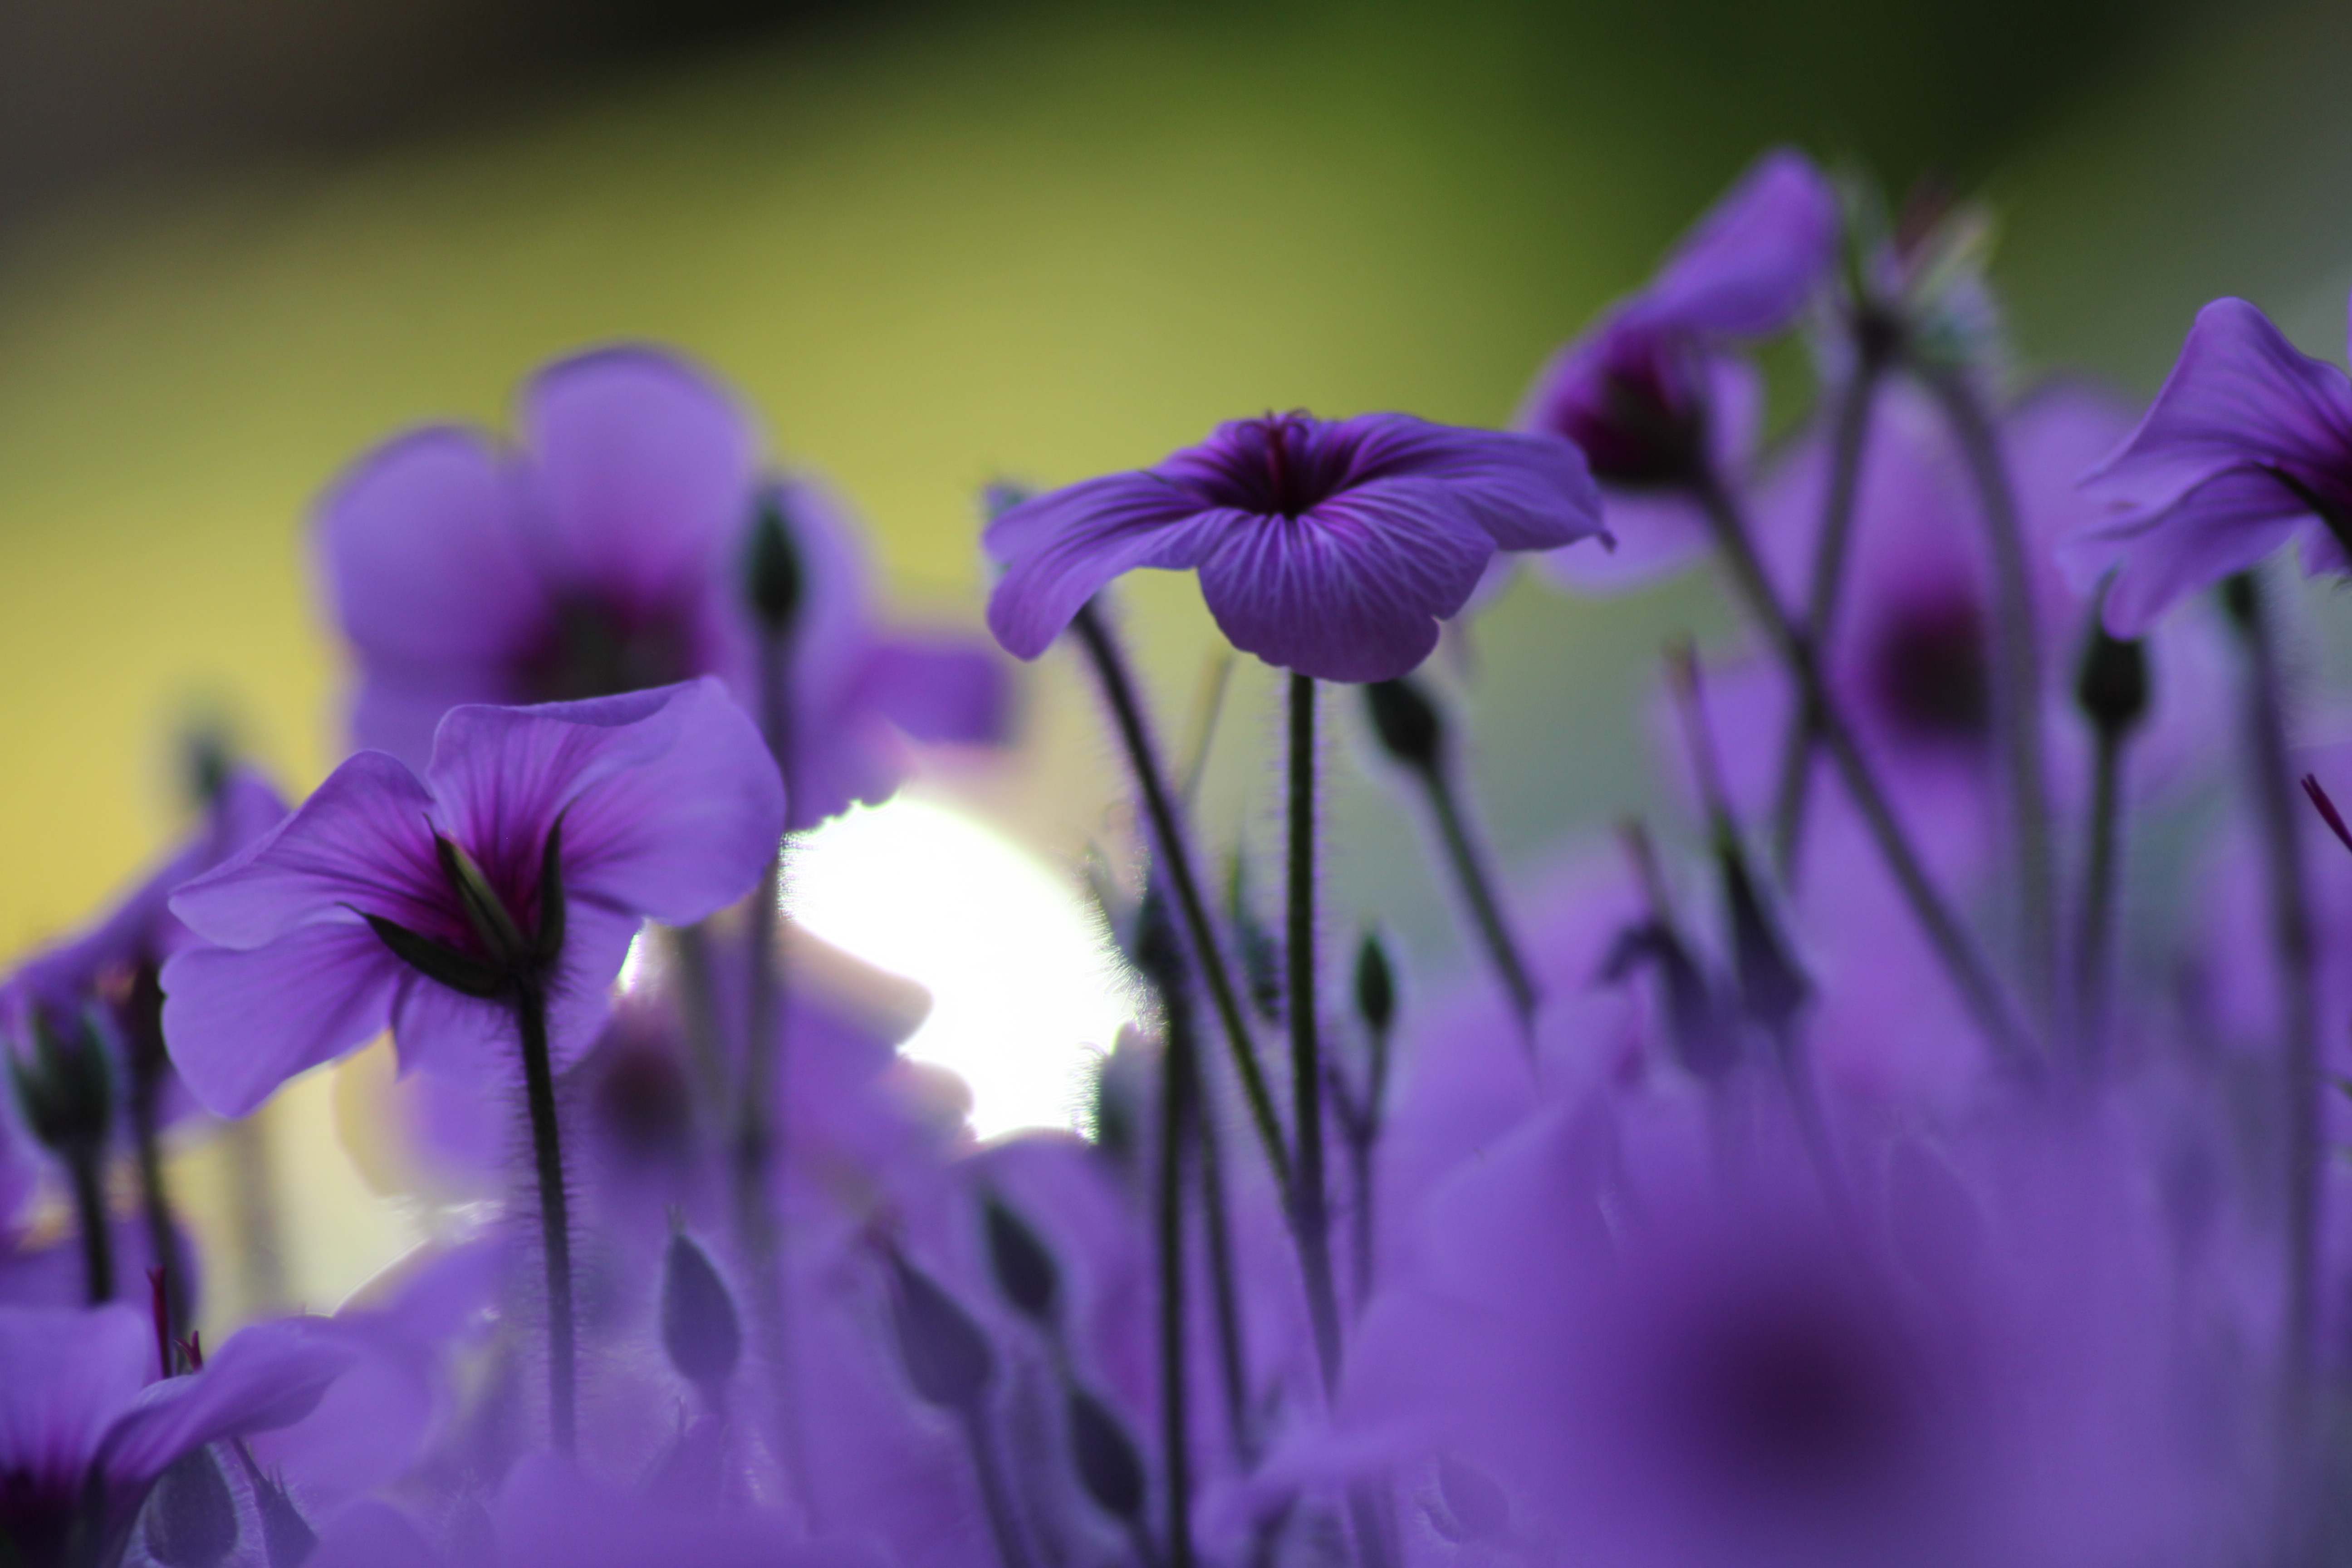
[2069, 296, 2352, 634]
[0, 1303, 351, 1567]
[159, 679, 782, 1117]
[1522, 148, 1839, 591]
[320, 349, 1008, 827]
[985, 412, 1604, 682]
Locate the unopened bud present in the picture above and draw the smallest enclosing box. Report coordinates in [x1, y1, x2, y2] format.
[661, 1230, 743, 1402]
[983, 1198, 1060, 1328]
[884, 1249, 995, 1413]
[1067, 1387, 1147, 1524]
[144, 1447, 238, 1568]
[250, 1469, 318, 1568]
[743, 489, 805, 633]
[1352, 932, 1396, 1038]
[2073, 621, 2148, 738]
[1364, 679, 1443, 772]
[10, 1008, 116, 1155]
[1718, 841, 1808, 1034]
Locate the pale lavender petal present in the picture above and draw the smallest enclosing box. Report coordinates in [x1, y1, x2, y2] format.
[518, 348, 759, 604]
[857, 640, 1011, 745]
[306, 1501, 445, 1568]
[1623, 147, 1839, 340]
[102, 1316, 355, 1490]
[1535, 487, 1704, 591]
[0, 1304, 150, 1486]
[169, 752, 445, 949]
[983, 475, 1220, 657]
[160, 923, 404, 1117]
[1193, 485, 1493, 682]
[318, 427, 546, 668]
[2082, 297, 2352, 510]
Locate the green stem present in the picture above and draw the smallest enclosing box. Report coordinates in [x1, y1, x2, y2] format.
[1287, 673, 1343, 1394]
[513, 975, 575, 1455]
[960, 1410, 1035, 1568]
[1690, 469, 2038, 1069]
[1417, 761, 1539, 1039]
[129, 1061, 187, 1335]
[1769, 350, 1884, 877]
[1070, 603, 1291, 1201]
[1918, 363, 2057, 1021]
[66, 1144, 114, 1305]
[2072, 727, 2127, 1058]
[1158, 995, 1196, 1568]
[1195, 1093, 1253, 1464]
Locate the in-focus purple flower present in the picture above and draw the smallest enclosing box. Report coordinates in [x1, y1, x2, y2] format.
[0, 1303, 351, 1567]
[320, 349, 1009, 829]
[2069, 295, 2352, 634]
[158, 679, 783, 1117]
[1520, 148, 1839, 590]
[985, 412, 1605, 682]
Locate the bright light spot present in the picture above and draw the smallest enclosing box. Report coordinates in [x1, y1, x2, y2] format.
[617, 927, 652, 992]
[791, 796, 1135, 1139]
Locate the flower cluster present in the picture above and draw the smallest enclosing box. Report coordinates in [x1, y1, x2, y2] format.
[2, 149, 2348, 1568]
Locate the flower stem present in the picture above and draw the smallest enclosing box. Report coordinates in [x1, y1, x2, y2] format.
[1158, 992, 1196, 1568]
[128, 1054, 187, 1336]
[960, 1409, 1035, 1568]
[512, 974, 576, 1455]
[1416, 760, 1539, 1039]
[1769, 350, 1884, 877]
[2071, 724, 2128, 1057]
[1287, 673, 1343, 1394]
[66, 1144, 114, 1305]
[1070, 602, 1291, 1201]
[1690, 468, 2039, 1069]
[2221, 573, 2320, 1403]
[1195, 1093, 1253, 1463]
[1918, 363, 2057, 1022]
[221, 1112, 289, 1315]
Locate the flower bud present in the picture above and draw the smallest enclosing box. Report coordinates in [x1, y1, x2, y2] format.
[10, 1007, 115, 1156]
[2073, 621, 2149, 738]
[1718, 840, 1808, 1035]
[982, 1198, 1059, 1329]
[1363, 678, 1443, 773]
[1352, 932, 1396, 1038]
[743, 488, 804, 635]
[661, 1230, 743, 1402]
[1067, 1386, 1147, 1524]
[884, 1249, 995, 1414]
[250, 1467, 318, 1568]
[144, 1446, 238, 1568]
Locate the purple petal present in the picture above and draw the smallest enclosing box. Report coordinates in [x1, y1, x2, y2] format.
[101, 1316, 356, 1490]
[1622, 147, 1839, 340]
[160, 923, 405, 1117]
[518, 348, 759, 607]
[2082, 297, 2352, 511]
[857, 639, 1011, 746]
[318, 427, 546, 672]
[392, 901, 638, 1078]
[982, 474, 1219, 657]
[1193, 487, 1494, 682]
[0, 1305, 150, 1487]
[1318, 416, 1607, 552]
[306, 1501, 444, 1568]
[428, 679, 782, 929]
[169, 752, 445, 950]
[2070, 466, 2317, 636]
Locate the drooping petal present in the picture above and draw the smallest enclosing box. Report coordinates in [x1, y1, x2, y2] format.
[160, 923, 405, 1117]
[101, 1316, 356, 1491]
[517, 348, 760, 608]
[2068, 467, 2316, 636]
[1623, 148, 1840, 341]
[318, 428, 546, 672]
[0, 1305, 150, 1489]
[983, 474, 1220, 658]
[2082, 298, 2352, 512]
[1321, 416, 1607, 552]
[1193, 488, 1494, 682]
[168, 752, 446, 950]
[429, 680, 782, 930]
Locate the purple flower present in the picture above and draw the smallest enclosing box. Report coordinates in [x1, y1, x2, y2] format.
[158, 679, 783, 1117]
[0, 1303, 351, 1567]
[1520, 148, 1839, 590]
[2070, 295, 2352, 634]
[984, 413, 1605, 682]
[320, 349, 1009, 829]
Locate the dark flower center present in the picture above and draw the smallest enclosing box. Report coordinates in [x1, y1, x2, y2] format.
[0, 1472, 89, 1568]
[1867, 597, 1990, 745]
[513, 597, 700, 706]
[1544, 332, 1707, 487]
[590, 1035, 696, 1161]
[1685, 1303, 1911, 1497]
[1197, 415, 1347, 519]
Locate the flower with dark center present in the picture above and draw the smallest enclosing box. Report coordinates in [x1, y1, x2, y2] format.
[985, 411, 1604, 682]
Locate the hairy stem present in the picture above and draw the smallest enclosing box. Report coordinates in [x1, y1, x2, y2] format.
[1159, 998, 1196, 1568]
[1195, 1076, 1253, 1463]
[1919, 363, 2057, 1021]
[1287, 674, 1344, 1394]
[513, 975, 575, 1455]
[1690, 468, 2038, 1068]
[1417, 762, 1539, 1039]
[1070, 602, 1291, 1200]
[1769, 350, 1884, 876]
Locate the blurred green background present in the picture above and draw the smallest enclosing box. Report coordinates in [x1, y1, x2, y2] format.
[5, 0, 2352, 1317]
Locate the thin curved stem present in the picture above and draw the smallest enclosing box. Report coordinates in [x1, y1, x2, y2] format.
[1769, 352, 1884, 877]
[1917, 363, 2057, 1022]
[1070, 603, 1291, 1201]
[2072, 727, 2127, 1059]
[513, 975, 575, 1455]
[67, 1145, 114, 1306]
[1287, 674, 1343, 1395]
[1417, 762, 1539, 1040]
[1689, 469, 2039, 1069]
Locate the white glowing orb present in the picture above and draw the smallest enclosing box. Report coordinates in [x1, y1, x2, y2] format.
[790, 796, 1134, 1139]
